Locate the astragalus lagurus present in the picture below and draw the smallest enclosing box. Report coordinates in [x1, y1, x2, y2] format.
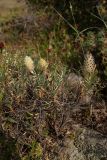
[24, 56, 35, 74]
[80, 52, 97, 104]
[84, 52, 96, 75]
[38, 58, 48, 72]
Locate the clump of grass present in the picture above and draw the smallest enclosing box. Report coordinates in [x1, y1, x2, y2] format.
[0, 38, 67, 159]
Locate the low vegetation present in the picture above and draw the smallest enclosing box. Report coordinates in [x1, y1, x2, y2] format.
[0, 0, 107, 159]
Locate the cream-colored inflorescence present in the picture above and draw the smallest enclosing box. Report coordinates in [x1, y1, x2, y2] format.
[81, 52, 97, 104]
[24, 56, 35, 74]
[38, 58, 48, 71]
[84, 52, 96, 74]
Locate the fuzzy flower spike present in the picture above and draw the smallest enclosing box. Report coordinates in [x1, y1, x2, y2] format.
[84, 52, 96, 74]
[24, 56, 35, 74]
[80, 52, 97, 104]
[38, 58, 48, 72]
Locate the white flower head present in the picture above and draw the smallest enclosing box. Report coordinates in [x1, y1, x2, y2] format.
[38, 58, 48, 71]
[24, 56, 35, 74]
[84, 52, 96, 74]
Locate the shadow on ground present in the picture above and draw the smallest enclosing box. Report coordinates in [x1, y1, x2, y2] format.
[0, 130, 21, 160]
